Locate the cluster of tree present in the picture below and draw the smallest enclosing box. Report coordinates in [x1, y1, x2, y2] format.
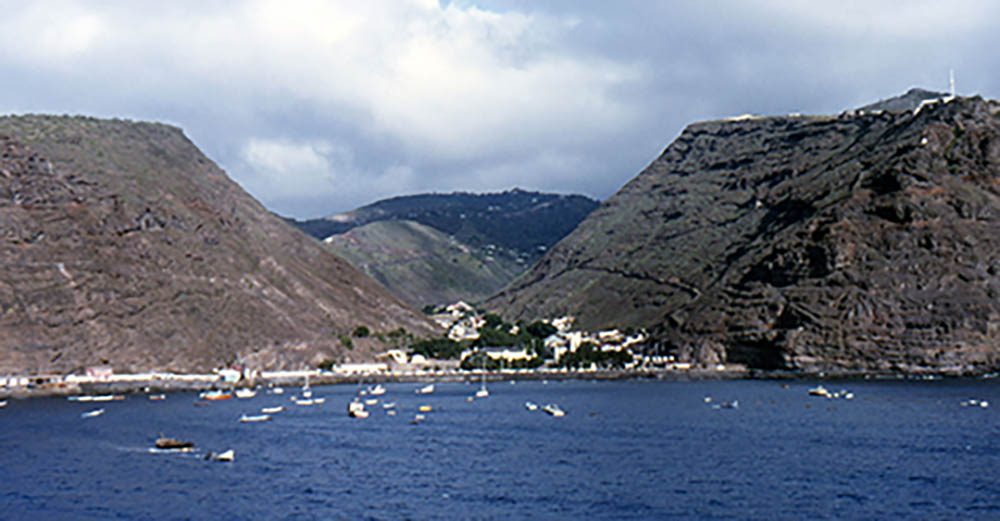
[474, 314, 556, 356]
[556, 342, 633, 369]
[409, 337, 465, 360]
[459, 351, 544, 370]
[406, 314, 559, 366]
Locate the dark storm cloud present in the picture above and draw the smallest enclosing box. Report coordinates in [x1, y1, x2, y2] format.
[1, 1, 997, 217]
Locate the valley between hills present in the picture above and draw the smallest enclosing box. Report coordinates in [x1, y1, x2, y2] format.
[3, 88, 1000, 392]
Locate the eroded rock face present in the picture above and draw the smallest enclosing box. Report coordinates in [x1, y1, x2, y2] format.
[491, 94, 1000, 374]
[0, 116, 436, 374]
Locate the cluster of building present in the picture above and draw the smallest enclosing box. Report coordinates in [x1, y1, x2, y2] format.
[425, 301, 684, 370]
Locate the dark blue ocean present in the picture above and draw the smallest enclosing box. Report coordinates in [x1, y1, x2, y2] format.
[1, 379, 998, 520]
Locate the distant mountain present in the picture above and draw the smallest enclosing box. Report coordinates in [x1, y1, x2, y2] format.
[323, 220, 523, 308]
[288, 189, 599, 258]
[0, 115, 436, 374]
[489, 91, 1000, 375]
[286, 189, 599, 306]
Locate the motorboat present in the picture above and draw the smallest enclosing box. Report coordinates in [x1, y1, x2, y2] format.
[415, 384, 435, 395]
[261, 406, 284, 414]
[368, 384, 387, 396]
[313, 397, 326, 404]
[270, 387, 285, 395]
[418, 404, 433, 413]
[364, 398, 378, 406]
[382, 401, 397, 409]
[712, 400, 739, 410]
[542, 404, 566, 417]
[239, 414, 272, 423]
[234, 388, 257, 399]
[807, 385, 832, 398]
[348, 399, 368, 418]
[81, 408, 105, 419]
[200, 390, 232, 401]
[524, 401, 538, 411]
[155, 435, 194, 451]
[475, 387, 489, 399]
[148, 394, 167, 401]
[0, 400, 8, 408]
[293, 398, 315, 406]
[411, 413, 426, 424]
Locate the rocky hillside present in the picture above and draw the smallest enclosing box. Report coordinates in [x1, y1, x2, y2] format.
[0, 115, 436, 375]
[490, 92, 1000, 375]
[324, 220, 523, 308]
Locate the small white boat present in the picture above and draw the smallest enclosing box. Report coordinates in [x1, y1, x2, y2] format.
[81, 408, 105, 418]
[148, 394, 167, 401]
[301, 376, 312, 399]
[364, 398, 378, 406]
[270, 387, 285, 395]
[411, 413, 426, 424]
[382, 401, 397, 409]
[0, 400, 7, 408]
[368, 384, 387, 396]
[524, 401, 538, 411]
[387, 409, 397, 416]
[543, 404, 566, 417]
[313, 397, 326, 404]
[348, 399, 368, 418]
[475, 388, 489, 399]
[207, 449, 235, 462]
[415, 384, 435, 395]
[808, 385, 832, 398]
[294, 398, 315, 406]
[239, 414, 271, 423]
[261, 406, 284, 414]
[235, 388, 257, 399]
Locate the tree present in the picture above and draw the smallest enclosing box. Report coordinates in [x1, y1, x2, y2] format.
[352, 326, 370, 338]
[525, 321, 557, 339]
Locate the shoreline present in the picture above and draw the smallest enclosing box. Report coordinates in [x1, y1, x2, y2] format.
[2, 366, 995, 400]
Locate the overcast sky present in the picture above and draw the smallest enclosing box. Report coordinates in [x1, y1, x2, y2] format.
[2, 1, 997, 218]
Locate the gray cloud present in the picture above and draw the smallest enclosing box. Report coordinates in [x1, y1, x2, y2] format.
[1, 0, 997, 217]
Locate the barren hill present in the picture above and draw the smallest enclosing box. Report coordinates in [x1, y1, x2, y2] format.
[324, 220, 523, 308]
[0, 115, 436, 374]
[490, 93, 1000, 374]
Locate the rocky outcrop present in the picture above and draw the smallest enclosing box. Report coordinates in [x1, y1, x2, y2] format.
[490, 93, 1000, 374]
[0, 115, 437, 374]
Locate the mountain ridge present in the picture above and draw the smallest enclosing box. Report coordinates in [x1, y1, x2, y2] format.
[489, 91, 1000, 374]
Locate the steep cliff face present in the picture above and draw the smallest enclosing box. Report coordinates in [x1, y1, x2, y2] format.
[490, 94, 1000, 374]
[0, 115, 436, 374]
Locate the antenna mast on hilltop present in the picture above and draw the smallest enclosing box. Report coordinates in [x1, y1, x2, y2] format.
[949, 69, 956, 96]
